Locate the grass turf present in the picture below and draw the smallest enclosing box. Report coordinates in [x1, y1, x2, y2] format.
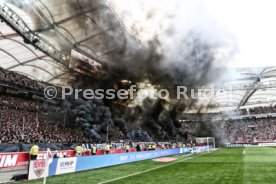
[21, 147, 276, 184]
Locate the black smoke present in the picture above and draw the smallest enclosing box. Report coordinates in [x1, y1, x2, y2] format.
[44, 95, 113, 140]
[43, 0, 236, 141]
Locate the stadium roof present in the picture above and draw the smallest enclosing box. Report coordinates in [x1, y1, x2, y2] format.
[0, 0, 132, 85]
[1, 0, 276, 109]
[197, 67, 276, 112]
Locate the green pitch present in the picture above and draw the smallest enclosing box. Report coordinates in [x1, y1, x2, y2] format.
[22, 147, 276, 184]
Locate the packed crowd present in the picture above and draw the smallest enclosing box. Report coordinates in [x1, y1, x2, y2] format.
[179, 121, 200, 135]
[0, 67, 43, 92]
[0, 95, 189, 144]
[241, 106, 276, 115]
[0, 96, 41, 111]
[223, 118, 276, 143]
[0, 95, 89, 143]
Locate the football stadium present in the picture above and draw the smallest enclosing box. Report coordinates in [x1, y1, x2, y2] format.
[0, 0, 276, 183]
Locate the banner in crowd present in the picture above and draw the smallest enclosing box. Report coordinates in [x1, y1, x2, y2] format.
[0, 143, 74, 152]
[29, 148, 183, 180]
[0, 142, 174, 152]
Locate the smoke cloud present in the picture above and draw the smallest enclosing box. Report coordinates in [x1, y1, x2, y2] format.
[44, 96, 113, 140]
[43, 0, 237, 142]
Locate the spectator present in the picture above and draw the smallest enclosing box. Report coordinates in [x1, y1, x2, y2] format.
[136, 144, 141, 152]
[105, 144, 110, 154]
[124, 144, 130, 153]
[30, 144, 39, 160]
[75, 145, 83, 156]
[91, 145, 97, 155]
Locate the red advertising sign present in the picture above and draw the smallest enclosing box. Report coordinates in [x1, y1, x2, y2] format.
[0, 150, 74, 169]
[0, 148, 139, 169]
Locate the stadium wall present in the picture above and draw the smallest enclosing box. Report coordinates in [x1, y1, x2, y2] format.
[28, 147, 209, 180]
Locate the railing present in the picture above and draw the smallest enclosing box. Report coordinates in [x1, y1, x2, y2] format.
[201, 80, 276, 92]
[0, 4, 68, 65]
[0, 80, 44, 95]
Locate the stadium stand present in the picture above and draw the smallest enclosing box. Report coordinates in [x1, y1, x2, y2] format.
[0, 95, 199, 144]
[0, 95, 89, 144]
[0, 67, 43, 92]
[227, 106, 276, 116]
[179, 121, 200, 135]
[223, 117, 276, 143]
[246, 106, 276, 115]
[0, 66, 200, 144]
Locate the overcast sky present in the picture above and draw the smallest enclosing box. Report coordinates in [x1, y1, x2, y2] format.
[109, 0, 276, 68]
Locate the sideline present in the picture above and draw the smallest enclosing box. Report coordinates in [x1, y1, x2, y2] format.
[98, 149, 218, 184]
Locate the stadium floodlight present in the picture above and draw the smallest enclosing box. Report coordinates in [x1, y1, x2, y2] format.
[195, 137, 215, 153]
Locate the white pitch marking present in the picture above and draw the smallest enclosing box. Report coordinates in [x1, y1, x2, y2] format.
[98, 150, 217, 184]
